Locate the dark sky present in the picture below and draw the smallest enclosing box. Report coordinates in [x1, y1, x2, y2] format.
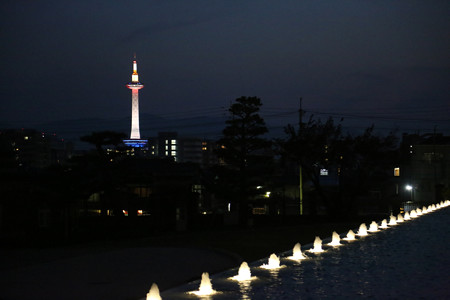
[1, 0, 449, 137]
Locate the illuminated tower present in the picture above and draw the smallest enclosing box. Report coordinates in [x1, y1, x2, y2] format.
[126, 60, 144, 139]
[124, 59, 147, 148]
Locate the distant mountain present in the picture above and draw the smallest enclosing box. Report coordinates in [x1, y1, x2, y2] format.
[3, 113, 290, 150]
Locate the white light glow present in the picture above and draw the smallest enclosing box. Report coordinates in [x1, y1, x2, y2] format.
[309, 236, 324, 253]
[230, 262, 257, 281]
[288, 243, 307, 260]
[146, 283, 162, 300]
[327, 231, 341, 246]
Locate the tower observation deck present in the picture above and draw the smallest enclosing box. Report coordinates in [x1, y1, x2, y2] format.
[124, 59, 147, 148]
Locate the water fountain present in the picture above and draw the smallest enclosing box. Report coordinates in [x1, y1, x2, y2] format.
[342, 230, 356, 241]
[379, 219, 388, 229]
[261, 253, 284, 269]
[368, 221, 379, 232]
[288, 243, 307, 260]
[230, 262, 257, 281]
[416, 208, 423, 216]
[309, 236, 325, 253]
[388, 215, 397, 226]
[357, 223, 368, 236]
[404, 211, 411, 220]
[397, 213, 404, 223]
[327, 231, 341, 246]
[146, 283, 162, 300]
[410, 209, 418, 218]
[188, 272, 217, 296]
[422, 206, 428, 214]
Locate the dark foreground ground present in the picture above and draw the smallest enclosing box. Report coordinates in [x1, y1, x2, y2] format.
[0, 218, 361, 300]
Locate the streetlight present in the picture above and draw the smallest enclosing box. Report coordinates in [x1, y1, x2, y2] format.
[405, 185, 413, 202]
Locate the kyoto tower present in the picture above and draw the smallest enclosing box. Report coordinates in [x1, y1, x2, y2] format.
[126, 59, 144, 139]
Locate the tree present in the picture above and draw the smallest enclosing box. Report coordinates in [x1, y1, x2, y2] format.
[280, 117, 399, 216]
[80, 131, 127, 156]
[214, 96, 272, 225]
[279, 116, 344, 215]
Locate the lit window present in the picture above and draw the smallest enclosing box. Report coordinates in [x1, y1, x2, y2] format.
[171, 145, 177, 150]
[165, 140, 169, 144]
[394, 167, 400, 177]
[165, 151, 168, 156]
[165, 145, 168, 150]
[171, 151, 176, 156]
[24, 136, 29, 140]
[320, 169, 328, 176]
[171, 139, 177, 145]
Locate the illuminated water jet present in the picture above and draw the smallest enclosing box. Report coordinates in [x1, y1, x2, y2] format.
[188, 272, 217, 296]
[288, 243, 307, 260]
[357, 223, 368, 236]
[342, 230, 356, 241]
[416, 208, 422, 216]
[261, 253, 284, 269]
[410, 209, 418, 218]
[388, 215, 397, 226]
[397, 213, 404, 223]
[146, 283, 162, 300]
[368, 221, 379, 232]
[309, 236, 325, 253]
[230, 262, 257, 281]
[327, 231, 341, 246]
[379, 219, 388, 229]
[404, 211, 411, 220]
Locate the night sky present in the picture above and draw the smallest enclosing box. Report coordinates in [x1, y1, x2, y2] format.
[1, 0, 449, 138]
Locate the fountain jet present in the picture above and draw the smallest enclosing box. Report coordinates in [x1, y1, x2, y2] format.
[405, 211, 411, 220]
[188, 272, 217, 296]
[379, 219, 388, 229]
[230, 262, 257, 281]
[327, 231, 341, 246]
[368, 221, 379, 232]
[357, 223, 368, 236]
[388, 215, 397, 226]
[288, 243, 307, 260]
[397, 213, 404, 223]
[309, 236, 325, 253]
[343, 230, 356, 241]
[146, 283, 162, 300]
[261, 253, 284, 269]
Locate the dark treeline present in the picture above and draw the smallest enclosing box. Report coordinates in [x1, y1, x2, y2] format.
[0, 97, 447, 245]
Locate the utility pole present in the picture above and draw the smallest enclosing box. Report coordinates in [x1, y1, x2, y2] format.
[299, 97, 304, 215]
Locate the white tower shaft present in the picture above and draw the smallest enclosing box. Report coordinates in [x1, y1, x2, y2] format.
[130, 89, 140, 139]
[126, 59, 143, 140]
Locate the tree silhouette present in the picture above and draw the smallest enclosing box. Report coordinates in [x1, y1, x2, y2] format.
[80, 131, 127, 156]
[215, 96, 272, 225]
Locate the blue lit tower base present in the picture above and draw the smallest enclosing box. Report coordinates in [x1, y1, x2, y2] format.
[123, 139, 148, 148]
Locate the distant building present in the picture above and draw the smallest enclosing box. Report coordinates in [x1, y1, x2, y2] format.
[0, 128, 72, 170]
[152, 132, 218, 167]
[397, 133, 450, 205]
